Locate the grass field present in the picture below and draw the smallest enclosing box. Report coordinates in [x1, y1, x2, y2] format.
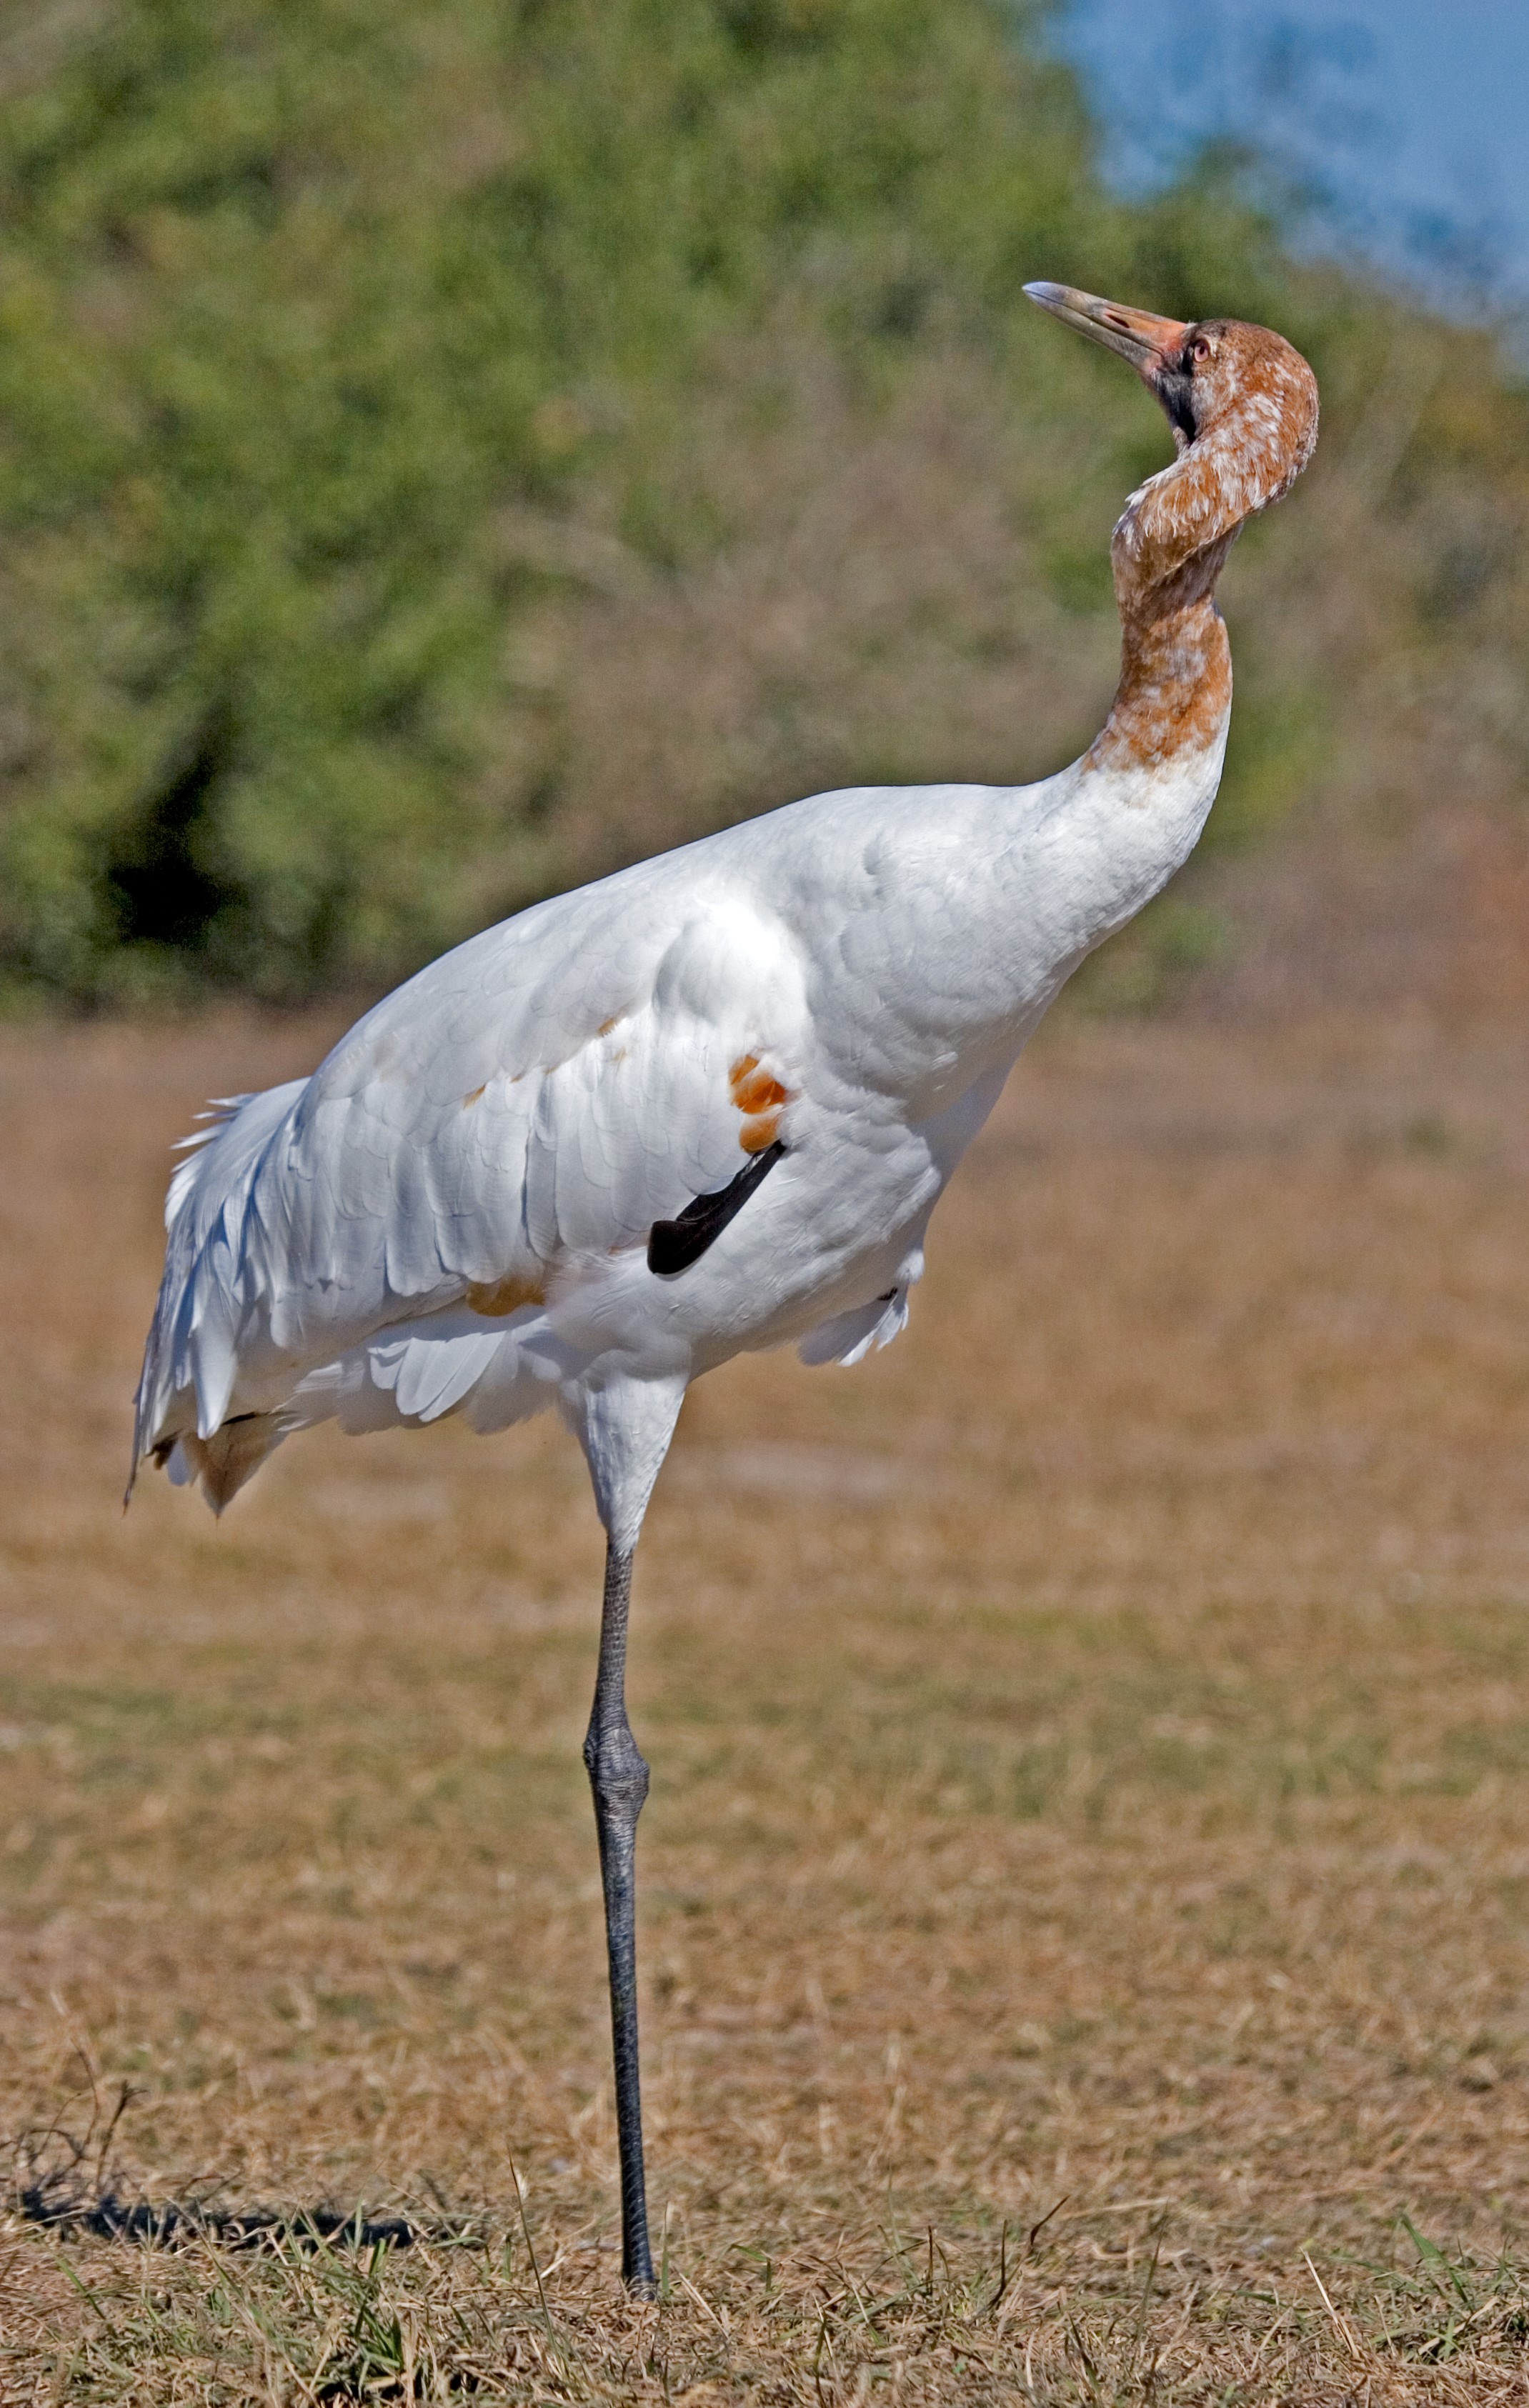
[7, 999, 1529, 2400]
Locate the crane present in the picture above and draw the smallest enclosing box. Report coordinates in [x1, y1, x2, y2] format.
[131, 284, 1318, 2293]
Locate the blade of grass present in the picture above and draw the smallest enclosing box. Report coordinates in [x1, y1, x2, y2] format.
[1303, 2250, 1362, 2361]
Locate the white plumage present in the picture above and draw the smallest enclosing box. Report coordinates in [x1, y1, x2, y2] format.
[133, 754, 1217, 1538]
[129, 283, 1319, 2290]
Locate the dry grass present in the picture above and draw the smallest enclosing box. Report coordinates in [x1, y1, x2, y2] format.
[8, 997, 1529, 2397]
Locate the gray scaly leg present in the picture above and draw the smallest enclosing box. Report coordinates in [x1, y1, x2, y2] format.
[583, 1540, 656, 2295]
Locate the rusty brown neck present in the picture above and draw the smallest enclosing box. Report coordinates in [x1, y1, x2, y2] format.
[1068, 312, 1318, 782]
[1087, 464, 1242, 777]
[1087, 590, 1233, 775]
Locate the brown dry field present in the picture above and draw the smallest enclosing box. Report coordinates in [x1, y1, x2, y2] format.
[7, 993, 1529, 2401]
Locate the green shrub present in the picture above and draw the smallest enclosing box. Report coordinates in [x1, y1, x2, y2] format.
[0, 1, 1525, 1001]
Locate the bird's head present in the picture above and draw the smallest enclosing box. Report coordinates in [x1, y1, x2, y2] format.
[1025, 281, 1318, 519]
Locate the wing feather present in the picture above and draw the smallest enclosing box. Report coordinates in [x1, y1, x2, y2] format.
[133, 872, 810, 1500]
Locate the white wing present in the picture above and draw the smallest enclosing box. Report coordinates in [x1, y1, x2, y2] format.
[133, 865, 812, 1500]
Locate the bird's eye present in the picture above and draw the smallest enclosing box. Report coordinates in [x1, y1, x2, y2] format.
[1190, 336, 1212, 363]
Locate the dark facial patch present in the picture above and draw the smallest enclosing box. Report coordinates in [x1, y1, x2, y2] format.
[1154, 349, 1197, 443]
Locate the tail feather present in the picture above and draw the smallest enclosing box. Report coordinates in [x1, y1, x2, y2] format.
[166, 1413, 285, 1515]
[129, 1079, 309, 1506]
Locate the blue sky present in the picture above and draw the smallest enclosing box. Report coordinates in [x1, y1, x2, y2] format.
[1053, 0, 1529, 317]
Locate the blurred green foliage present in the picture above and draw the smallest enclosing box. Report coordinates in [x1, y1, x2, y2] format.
[0, 0, 1526, 1003]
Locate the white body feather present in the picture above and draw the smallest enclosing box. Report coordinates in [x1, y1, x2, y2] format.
[134, 730, 1226, 1543]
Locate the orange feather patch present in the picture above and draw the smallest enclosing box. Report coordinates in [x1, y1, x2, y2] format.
[467, 1272, 546, 1317]
[729, 1054, 790, 1152]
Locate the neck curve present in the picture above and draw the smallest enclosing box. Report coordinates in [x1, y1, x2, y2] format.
[1086, 449, 1245, 776]
[1085, 342, 1318, 779]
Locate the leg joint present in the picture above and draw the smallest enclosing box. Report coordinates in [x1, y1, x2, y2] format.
[584, 1717, 649, 1815]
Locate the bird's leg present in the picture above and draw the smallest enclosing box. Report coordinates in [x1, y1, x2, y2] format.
[584, 1539, 657, 2297]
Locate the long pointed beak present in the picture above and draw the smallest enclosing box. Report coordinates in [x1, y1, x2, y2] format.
[1024, 281, 1190, 379]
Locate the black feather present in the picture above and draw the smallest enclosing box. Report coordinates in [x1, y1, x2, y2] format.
[647, 1142, 786, 1277]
